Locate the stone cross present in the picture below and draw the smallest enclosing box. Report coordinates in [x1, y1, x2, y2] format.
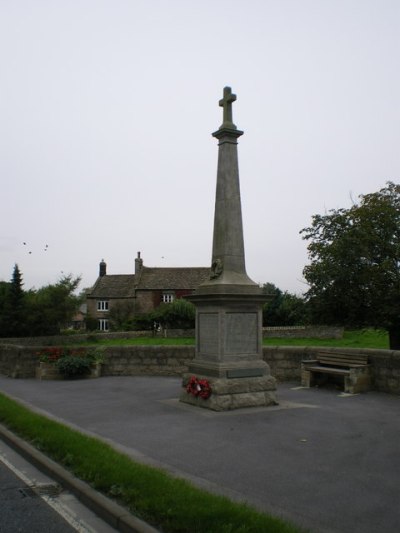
[219, 86, 237, 129]
[180, 87, 277, 411]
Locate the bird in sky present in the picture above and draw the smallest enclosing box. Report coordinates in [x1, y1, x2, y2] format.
[22, 242, 49, 254]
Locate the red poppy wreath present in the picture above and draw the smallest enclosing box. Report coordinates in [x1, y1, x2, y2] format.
[186, 376, 212, 399]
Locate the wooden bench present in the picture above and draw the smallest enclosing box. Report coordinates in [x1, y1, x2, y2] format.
[301, 352, 371, 394]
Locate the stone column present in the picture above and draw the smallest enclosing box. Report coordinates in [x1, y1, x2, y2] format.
[180, 87, 277, 411]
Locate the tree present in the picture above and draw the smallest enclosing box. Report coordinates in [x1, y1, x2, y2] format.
[262, 283, 308, 326]
[2, 264, 27, 336]
[109, 301, 135, 331]
[0, 268, 82, 337]
[0, 281, 10, 334]
[262, 283, 283, 326]
[26, 274, 82, 335]
[153, 298, 196, 329]
[301, 181, 400, 348]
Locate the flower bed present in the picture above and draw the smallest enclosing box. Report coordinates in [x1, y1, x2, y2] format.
[36, 347, 104, 380]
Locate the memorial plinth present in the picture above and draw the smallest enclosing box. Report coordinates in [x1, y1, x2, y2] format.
[180, 87, 277, 411]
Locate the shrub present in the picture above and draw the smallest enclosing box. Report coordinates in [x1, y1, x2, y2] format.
[86, 347, 106, 364]
[56, 356, 92, 378]
[154, 299, 196, 329]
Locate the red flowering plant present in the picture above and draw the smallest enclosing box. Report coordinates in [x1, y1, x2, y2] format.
[36, 347, 105, 378]
[36, 347, 64, 363]
[186, 376, 212, 400]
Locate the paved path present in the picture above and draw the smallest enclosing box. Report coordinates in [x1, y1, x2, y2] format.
[0, 376, 399, 533]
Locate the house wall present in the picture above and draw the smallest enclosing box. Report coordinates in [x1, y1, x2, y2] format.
[86, 297, 135, 323]
[87, 290, 197, 325]
[1, 344, 400, 395]
[135, 290, 195, 314]
[135, 291, 154, 314]
[86, 298, 97, 318]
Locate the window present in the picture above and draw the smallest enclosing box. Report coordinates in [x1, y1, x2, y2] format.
[162, 293, 175, 303]
[98, 319, 109, 331]
[97, 300, 109, 311]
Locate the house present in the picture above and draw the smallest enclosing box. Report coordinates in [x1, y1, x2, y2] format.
[86, 252, 210, 331]
[69, 303, 87, 330]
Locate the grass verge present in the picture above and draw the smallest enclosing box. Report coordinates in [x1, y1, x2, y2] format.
[0, 393, 305, 533]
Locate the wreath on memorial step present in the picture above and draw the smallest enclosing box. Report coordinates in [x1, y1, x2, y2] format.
[186, 376, 212, 400]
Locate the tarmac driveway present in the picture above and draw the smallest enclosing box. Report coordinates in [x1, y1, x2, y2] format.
[0, 376, 399, 533]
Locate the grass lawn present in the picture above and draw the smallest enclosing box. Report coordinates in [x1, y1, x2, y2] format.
[0, 393, 306, 533]
[263, 329, 389, 349]
[74, 329, 390, 349]
[76, 337, 196, 346]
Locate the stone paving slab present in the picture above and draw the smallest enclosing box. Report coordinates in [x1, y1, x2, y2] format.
[0, 375, 399, 533]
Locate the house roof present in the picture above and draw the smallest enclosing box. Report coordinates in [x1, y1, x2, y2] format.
[136, 267, 210, 290]
[87, 267, 210, 298]
[88, 275, 136, 298]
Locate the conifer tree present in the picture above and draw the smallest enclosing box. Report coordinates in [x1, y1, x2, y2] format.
[2, 264, 26, 336]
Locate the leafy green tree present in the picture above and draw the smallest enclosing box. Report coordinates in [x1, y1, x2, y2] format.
[262, 283, 308, 326]
[109, 301, 135, 331]
[153, 298, 196, 329]
[262, 283, 283, 326]
[26, 275, 82, 335]
[301, 181, 400, 349]
[278, 292, 309, 325]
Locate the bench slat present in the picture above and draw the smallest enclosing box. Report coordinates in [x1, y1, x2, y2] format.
[318, 357, 368, 364]
[305, 365, 350, 375]
[318, 360, 367, 368]
[319, 352, 368, 363]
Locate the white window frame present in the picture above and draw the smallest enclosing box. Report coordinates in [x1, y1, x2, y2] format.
[97, 300, 109, 311]
[162, 293, 175, 303]
[98, 318, 109, 331]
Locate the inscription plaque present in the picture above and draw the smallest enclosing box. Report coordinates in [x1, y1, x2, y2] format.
[198, 313, 219, 355]
[225, 312, 258, 355]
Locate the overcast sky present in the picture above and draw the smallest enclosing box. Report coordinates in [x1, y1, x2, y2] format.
[1, 1, 399, 295]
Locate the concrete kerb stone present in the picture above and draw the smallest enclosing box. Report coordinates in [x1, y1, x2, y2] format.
[0, 423, 159, 533]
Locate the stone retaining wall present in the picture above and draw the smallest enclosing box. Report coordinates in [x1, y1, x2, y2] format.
[0, 344, 399, 395]
[101, 346, 194, 377]
[263, 326, 344, 339]
[0, 345, 38, 379]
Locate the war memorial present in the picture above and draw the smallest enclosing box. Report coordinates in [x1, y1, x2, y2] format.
[180, 87, 277, 410]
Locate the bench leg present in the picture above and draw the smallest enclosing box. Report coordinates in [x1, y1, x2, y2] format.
[301, 369, 327, 388]
[301, 367, 312, 387]
[345, 369, 371, 394]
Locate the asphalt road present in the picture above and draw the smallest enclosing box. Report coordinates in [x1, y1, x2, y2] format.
[0, 459, 76, 533]
[0, 376, 399, 533]
[0, 438, 118, 533]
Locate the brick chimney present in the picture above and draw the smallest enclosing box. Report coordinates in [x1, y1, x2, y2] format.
[135, 251, 143, 275]
[99, 259, 107, 277]
[135, 252, 143, 276]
